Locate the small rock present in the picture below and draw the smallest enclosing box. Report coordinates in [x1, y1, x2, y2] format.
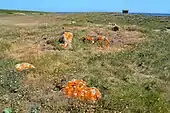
[71, 21, 76, 24]
[111, 23, 120, 31]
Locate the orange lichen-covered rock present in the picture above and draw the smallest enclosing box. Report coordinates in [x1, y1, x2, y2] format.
[62, 79, 87, 98]
[63, 32, 73, 43]
[63, 85, 75, 98]
[77, 88, 87, 100]
[62, 79, 101, 102]
[64, 79, 87, 89]
[83, 35, 111, 48]
[15, 63, 35, 72]
[82, 36, 97, 44]
[97, 35, 111, 47]
[83, 87, 101, 101]
[59, 31, 73, 49]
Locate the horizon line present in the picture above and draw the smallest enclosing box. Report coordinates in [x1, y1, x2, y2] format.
[0, 8, 170, 15]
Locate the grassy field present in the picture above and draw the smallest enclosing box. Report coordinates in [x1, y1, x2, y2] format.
[0, 10, 170, 113]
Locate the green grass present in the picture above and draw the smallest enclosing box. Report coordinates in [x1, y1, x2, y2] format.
[0, 9, 51, 15]
[0, 12, 170, 112]
[0, 59, 24, 95]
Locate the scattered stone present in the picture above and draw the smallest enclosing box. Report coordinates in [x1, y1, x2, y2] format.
[112, 23, 120, 31]
[71, 21, 76, 24]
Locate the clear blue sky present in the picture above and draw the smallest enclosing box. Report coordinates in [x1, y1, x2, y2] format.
[0, 0, 169, 13]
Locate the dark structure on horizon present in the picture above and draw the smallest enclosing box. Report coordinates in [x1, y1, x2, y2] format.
[122, 10, 129, 14]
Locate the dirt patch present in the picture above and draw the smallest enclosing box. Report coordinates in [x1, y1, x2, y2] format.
[7, 37, 57, 61]
[15, 22, 39, 26]
[63, 26, 89, 31]
[0, 15, 57, 26]
[110, 31, 144, 43]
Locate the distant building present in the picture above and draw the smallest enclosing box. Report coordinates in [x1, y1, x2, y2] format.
[122, 10, 129, 14]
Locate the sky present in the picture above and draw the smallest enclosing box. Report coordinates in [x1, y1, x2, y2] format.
[0, 0, 170, 13]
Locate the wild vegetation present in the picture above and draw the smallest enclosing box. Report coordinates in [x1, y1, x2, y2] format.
[0, 10, 170, 113]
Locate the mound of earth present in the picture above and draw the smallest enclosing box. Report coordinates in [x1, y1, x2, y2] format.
[7, 25, 145, 60]
[81, 26, 145, 53]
